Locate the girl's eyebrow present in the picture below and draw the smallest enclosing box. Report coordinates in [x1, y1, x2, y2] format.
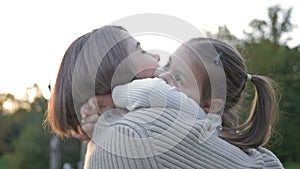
[168, 57, 172, 64]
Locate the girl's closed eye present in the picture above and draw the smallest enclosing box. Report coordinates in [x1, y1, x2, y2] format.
[174, 74, 183, 84]
[163, 61, 170, 70]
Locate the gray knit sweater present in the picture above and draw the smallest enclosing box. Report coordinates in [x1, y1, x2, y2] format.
[84, 78, 284, 169]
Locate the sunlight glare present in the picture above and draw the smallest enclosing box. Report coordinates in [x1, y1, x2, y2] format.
[135, 34, 181, 66]
[2, 100, 17, 114]
[3, 101, 13, 110]
[26, 87, 38, 102]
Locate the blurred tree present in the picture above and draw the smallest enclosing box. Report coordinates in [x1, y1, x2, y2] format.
[0, 111, 21, 155]
[211, 4, 300, 164]
[0, 85, 81, 169]
[241, 5, 300, 163]
[3, 111, 50, 169]
[206, 25, 243, 48]
[0, 93, 30, 156]
[245, 5, 295, 46]
[243, 41, 300, 163]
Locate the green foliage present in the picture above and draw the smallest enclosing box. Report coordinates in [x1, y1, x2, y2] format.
[0, 85, 81, 169]
[0, 156, 8, 168]
[240, 5, 300, 163]
[3, 112, 50, 169]
[242, 41, 300, 163]
[245, 5, 295, 45]
[216, 4, 300, 163]
[285, 162, 300, 169]
[206, 25, 243, 48]
[0, 108, 29, 155]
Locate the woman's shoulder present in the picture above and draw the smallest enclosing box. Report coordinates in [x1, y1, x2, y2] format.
[257, 147, 284, 168]
[91, 108, 158, 159]
[92, 108, 152, 139]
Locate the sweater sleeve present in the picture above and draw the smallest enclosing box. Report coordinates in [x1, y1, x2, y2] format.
[86, 110, 162, 169]
[112, 78, 206, 119]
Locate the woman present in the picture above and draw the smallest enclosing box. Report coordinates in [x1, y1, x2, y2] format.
[44, 25, 160, 138]
[44, 25, 161, 169]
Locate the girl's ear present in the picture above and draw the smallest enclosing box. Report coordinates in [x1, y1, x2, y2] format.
[203, 98, 224, 114]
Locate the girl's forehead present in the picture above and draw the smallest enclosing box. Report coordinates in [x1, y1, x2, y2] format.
[173, 45, 200, 63]
[175, 43, 199, 55]
[174, 41, 219, 67]
[172, 45, 207, 75]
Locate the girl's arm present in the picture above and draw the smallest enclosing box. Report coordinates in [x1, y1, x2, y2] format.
[79, 78, 206, 139]
[112, 78, 205, 119]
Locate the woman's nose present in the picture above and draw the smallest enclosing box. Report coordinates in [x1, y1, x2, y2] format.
[151, 54, 160, 62]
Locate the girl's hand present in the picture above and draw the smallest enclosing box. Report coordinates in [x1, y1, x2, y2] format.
[79, 94, 115, 138]
[94, 93, 115, 113]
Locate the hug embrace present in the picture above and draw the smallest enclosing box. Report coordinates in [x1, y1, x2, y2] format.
[45, 25, 284, 169]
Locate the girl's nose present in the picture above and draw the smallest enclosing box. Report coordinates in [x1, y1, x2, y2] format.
[157, 71, 177, 87]
[154, 67, 164, 77]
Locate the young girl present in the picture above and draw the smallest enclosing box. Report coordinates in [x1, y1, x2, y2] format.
[81, 38, 284, 168]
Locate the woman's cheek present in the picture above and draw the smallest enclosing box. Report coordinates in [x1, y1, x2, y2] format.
[136, 69, 156, 78]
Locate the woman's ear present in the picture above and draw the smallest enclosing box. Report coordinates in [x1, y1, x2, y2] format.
[202, 98, 224, 114]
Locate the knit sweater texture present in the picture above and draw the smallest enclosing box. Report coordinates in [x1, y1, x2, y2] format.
[84, 78, 284, 169]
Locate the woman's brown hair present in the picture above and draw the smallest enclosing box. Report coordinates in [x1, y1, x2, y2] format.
[44, 26, 135, 138]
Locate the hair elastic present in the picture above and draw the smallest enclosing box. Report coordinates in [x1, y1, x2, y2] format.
[214, 52, 223, 65]
[247, 73, 252, 81]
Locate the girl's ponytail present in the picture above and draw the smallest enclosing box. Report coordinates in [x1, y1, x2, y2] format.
[222, 75, 279, 149]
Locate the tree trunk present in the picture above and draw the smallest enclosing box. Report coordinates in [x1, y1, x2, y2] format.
[50, 134, 61, 169]
[77, 141, 87, 169]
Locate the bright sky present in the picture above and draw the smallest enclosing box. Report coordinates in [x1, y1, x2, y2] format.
[0, 0, 299, 99]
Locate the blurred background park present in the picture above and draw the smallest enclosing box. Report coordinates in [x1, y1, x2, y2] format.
[0, 1, 299, 169]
